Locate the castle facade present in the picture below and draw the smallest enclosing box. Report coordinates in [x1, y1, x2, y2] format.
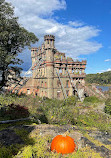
[10, 35, 87, 100]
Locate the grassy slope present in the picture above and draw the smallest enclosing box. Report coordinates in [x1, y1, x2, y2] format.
[0, 94, 111, 157]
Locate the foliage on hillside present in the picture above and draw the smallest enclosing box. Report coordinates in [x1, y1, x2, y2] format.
[85, 71, 111, 84]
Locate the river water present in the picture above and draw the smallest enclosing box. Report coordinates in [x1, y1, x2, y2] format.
[96, 86, 111, 92]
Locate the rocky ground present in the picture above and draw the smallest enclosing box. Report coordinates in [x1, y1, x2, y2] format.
[0, 124, 111, 158]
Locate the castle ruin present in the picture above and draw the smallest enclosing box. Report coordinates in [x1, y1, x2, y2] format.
[11, 35, 87, 100]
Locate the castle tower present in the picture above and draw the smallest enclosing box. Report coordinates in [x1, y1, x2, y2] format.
[44, 35, 55, 98]
[31, 48, 37, 63]
[31, 48, 37, 78]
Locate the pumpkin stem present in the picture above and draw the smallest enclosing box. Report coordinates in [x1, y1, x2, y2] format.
[62, 130, 70, 137]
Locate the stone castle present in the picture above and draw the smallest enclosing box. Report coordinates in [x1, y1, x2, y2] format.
[10, 35, 87, 100]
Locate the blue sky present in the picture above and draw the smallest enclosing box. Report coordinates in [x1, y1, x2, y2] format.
[6, 0, 111, 74]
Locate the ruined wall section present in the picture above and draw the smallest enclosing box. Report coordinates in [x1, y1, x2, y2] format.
[31, 45, 47, 97]
[53, 51, 86, 99]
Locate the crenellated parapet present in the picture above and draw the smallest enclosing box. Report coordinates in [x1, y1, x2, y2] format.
[44, 35, 55, 49]
[44, 35, 55, 41]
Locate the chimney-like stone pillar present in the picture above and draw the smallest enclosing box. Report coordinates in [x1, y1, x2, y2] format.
[44, 35, 55, 99]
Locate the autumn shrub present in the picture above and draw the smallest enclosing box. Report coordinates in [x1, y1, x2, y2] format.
[0, 103, 29, 120]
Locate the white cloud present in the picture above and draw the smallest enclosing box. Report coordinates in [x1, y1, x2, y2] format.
[6, 0, 102, 63]
[21, 70, 32, 77]
[7, 0, 66, 17]
[46, 26, 59, 34]
[106, 68, 111, 71]
[99, 68, 111, 73]
[68, 21, 84, 27]
[104, 59, 111, 62]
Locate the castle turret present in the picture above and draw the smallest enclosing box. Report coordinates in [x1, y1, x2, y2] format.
[44, 35, 55, 49]
[44, 35, 55, 98]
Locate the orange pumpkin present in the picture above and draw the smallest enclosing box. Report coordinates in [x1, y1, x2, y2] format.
[51, 134, 76, 154]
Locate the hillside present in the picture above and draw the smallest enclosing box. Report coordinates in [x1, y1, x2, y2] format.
[85, 71, 111, 85]
[0, 94, 111, 157]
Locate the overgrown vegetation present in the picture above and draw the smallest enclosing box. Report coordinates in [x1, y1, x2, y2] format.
[0, 93, 110, 157]
[104, 98, 111, 115]
[83, 96, 100, 103]
[77, 111, 110, 132]
[85, 71, 111, 84]
[0, 94, 110, 131]
[0, 127, 103, 158]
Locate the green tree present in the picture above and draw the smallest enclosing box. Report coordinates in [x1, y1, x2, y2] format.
[0, 0, 38, 89]
[85, 71, 111, 85]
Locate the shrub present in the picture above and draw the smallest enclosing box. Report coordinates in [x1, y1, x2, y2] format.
[105, 98, 111, 105]
[104, 98, 111, 115]
[0, 104, 29, 120]
[65, 96, 77, 106]
[39, 98, 78, 125]
[84, 96, 100, 103]
[0, 95, 16, 106]
[0, 146, 12, 158]
[104, 105, 111, 115]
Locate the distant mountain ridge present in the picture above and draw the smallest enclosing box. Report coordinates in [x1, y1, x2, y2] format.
[85, 71, 111, 84]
